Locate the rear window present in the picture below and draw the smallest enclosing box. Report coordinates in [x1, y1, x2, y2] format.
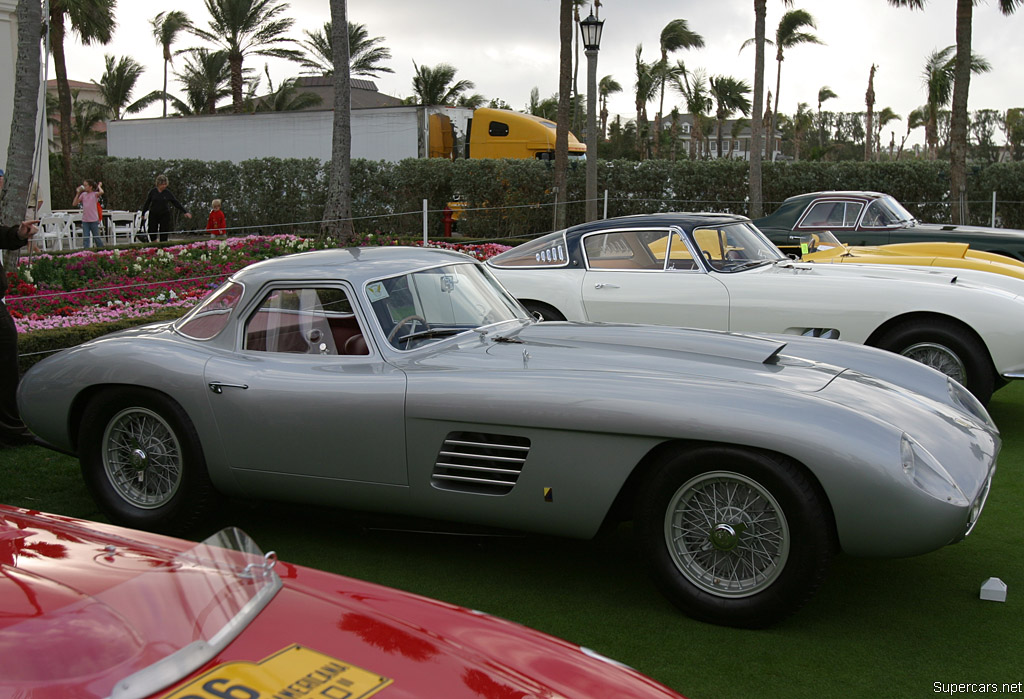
[488, 231, 569, 268]
[175, 282, 243, 340]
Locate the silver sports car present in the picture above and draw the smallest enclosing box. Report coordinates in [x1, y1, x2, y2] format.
[17, 247, 999, 628]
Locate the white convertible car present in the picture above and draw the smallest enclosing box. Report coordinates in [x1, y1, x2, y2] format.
[487, 213, 1024, 404]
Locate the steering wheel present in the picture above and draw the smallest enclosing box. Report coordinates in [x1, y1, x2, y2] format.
[702, 250, 715, 266]
[387, 314, 427, 345]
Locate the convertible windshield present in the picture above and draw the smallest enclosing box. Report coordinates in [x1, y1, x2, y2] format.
[691, 222, 786, 272]
[861, 196, 916, 227]
[367, 262, 529, 350]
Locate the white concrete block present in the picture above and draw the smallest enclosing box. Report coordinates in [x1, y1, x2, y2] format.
[980, 577, 1007, 602]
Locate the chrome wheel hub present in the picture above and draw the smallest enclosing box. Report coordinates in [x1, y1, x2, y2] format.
[102, 407, 183, 509]
[664, 471, 790, 598]
[900, 342, 966, 384]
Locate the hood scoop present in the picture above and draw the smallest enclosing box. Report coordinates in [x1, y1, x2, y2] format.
[432, 432, 531, 495]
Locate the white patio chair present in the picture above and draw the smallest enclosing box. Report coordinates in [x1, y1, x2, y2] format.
[106, 211, 141, 245]
[36, 214, 74, 252]
[128, 210, 149, 244]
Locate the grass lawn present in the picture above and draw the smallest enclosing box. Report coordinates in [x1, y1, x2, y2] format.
[3, 384, 1022, 698]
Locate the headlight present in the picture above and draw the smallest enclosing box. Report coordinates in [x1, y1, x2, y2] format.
[901, 434, 969, 506]
[947, 377, 997, 430]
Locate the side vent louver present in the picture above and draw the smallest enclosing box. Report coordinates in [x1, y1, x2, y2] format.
[432, 432, 531, 495]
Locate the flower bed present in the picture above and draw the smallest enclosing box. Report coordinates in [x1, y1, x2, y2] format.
[6, 235, 511, 334]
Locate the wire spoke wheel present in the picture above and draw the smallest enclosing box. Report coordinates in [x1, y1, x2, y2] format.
[102, 407, 183, 509]
[665, 471, 790, 598]
[899, 342, 967, 385]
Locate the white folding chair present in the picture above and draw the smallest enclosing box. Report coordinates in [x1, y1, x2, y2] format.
[36, 215, 74, 252]
[129, 210, 149, 244]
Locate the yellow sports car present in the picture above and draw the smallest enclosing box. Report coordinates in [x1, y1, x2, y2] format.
[799, 231, 1024, 280]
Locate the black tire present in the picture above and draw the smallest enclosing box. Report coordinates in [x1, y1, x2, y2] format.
[875, 320, 995, 405]
[522, 301, 566, 322]
[79, 387, 219, 535]
[636, 445, 834, 628]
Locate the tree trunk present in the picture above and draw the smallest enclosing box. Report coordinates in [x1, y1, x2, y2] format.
[949, 0, 973, 225]
[554, 0, 572, 230]
[162, 59, 169, 117]
[771, 51, 782, 162]
[50, 17, 74, 196]
[321, 0, 355, 243]
[864, 65, 876, 161]
[2, 0, 42, 272]
[749, 0, 766, 218]
[230, 52, 245, 113]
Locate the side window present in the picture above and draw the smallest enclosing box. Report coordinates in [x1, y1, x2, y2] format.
[583, 231, 669, 271]
[244, 287, 369, 356]
[488, 121, 510, 137]
[800, 201, 864, 228]
[176, 282, 243, 340]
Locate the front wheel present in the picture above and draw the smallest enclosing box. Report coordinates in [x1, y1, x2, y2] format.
[522, 301, 566, 322]
[875, 320, 995, 405]
[637, 446, 834, 628]
[79, 388, 218, 535]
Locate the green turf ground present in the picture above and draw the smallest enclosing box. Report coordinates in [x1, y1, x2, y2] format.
[3, 383, 1022, 698]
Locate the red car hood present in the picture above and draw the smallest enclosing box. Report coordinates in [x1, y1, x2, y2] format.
[0, 506, 682, 699]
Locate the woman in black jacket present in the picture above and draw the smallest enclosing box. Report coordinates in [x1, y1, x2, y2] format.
[141, 174, 192, 242]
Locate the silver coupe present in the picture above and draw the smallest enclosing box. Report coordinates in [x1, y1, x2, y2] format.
[17, 247, 999, 628]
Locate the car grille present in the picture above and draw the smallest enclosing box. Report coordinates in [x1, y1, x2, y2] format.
[431, 432, 531, 495]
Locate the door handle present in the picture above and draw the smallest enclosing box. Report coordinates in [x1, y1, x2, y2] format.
[208, 382, 249, 394]
[594, 283, 620, 289]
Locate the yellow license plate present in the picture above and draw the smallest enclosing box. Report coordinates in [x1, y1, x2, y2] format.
[161, 644, 393, 699]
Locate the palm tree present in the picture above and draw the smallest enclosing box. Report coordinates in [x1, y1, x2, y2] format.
[675, 68, 711, 159]
[920, 46, 991, 159]
[709, 76, 751, 158]
[749, 0, 793, 218]
[322, 0, 355, 242]
[816, 85, 837, 149]
[633, 45, 657, 159]
[94, 55, 162, 120]
[172, 48, 233, 114]
[49, 0, 118, 194]
[873, 106, 902, 159]
[299, 21, 393, 78]
[888, 0, 1021, 223]
[897, 106, 927, 159]
[865, 64, 877, 160]
[69, 91, 108, 155]
[254, 66, 324, 111]
[790, 102, 813, 160]
[189, 0, 303, 113]
[528, 87, 559, 120]
[151, 10, 191, 117]
[598, 75, 622, 139]
[653, 19, 704, 157]
[410, 62, 475, 105]
[1, 0, 42, 276]
[768, 10, 822, 160]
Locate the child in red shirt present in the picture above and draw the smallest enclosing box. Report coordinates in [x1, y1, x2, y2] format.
[206, 198, 226, 236]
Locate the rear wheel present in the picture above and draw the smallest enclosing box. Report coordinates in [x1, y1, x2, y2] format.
[875, 320, 994, 404]
[79, 388, 218, 535]
[522, 301, 566, 322]
[637, 445, 834, 628]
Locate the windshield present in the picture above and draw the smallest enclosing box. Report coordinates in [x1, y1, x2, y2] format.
[861, 196, 916, 227]
[789, 230, 847, 254]
[2, 527, 280, 699]
[367, 262, 529, 350]
[691, 222, 786, 272]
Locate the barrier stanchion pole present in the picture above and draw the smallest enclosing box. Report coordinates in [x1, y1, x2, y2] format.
[423, 199, 428, 244]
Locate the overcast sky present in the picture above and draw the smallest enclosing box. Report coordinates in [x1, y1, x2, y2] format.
[52, 0, 1024, 145]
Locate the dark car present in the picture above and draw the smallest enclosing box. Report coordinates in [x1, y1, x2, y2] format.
[754, 191, 1024, 260]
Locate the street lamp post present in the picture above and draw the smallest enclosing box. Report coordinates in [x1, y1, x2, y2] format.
[579, 11, 603, 222]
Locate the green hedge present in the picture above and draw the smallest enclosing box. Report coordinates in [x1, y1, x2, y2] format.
[60, 156, 1024, 238]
